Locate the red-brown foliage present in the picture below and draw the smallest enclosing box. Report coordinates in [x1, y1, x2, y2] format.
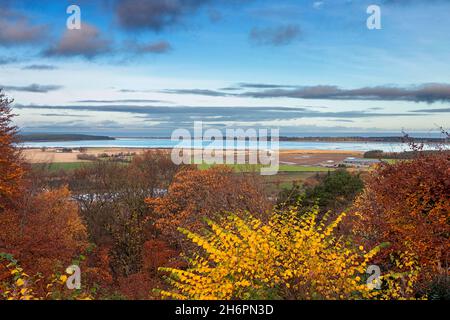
[0, 187, 88, 276]
[82, 245, 114, 291]
[117, 239, 182, 300]
[142, 239, 183, 275]
[351, 152, 450, 280]
[0, 91, 25, 211]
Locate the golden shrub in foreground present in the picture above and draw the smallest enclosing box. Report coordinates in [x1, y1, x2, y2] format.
[158, 208, 421, 300]
[0, 254, 92, 300]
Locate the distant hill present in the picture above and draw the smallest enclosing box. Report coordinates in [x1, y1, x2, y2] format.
[18, 134, 115, 142]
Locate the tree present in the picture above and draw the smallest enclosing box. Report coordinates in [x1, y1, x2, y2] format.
[350, 152, 450, 290]
[0, 91, 24, 212]
[146, 166, 271, 248]
[304, 170, 364, 212]
[0, 187, 88, 277]
[69, 151, 178, 279]
[277, 169, 364, 216]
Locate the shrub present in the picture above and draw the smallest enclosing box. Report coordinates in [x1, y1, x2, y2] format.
[277, 169, 364, 216]
[77, 153, 97, 161]
[351, 151, 449, 291]
[158, 208, 421, 300]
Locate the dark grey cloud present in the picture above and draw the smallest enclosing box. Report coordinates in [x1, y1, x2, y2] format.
[44, 23, 111, 58]
[22, 64, 58, 70]
[410, 107, 450, 113]
[115, 0, 209, 31]
[0, 57, 17, 65]
[249, 24, 301, 46]
[75, 99, 170, 104]
[162, 85, 300, 96]
[133, 40, 172, 54]
[14, 104, 425, 123]
[330, 119, 355, 123]
[40, 113, 91, 118]
[238, 83, 299, 89]
[118, 89, 152, 93]
[220, 83, 298, 91]
[208, 8, 223, 23]
[161, 83, 450, 103]
[0, 9, 48, 46]
[2, 84, 63, 93]
[220, 86, 242, 91]
[240, 83, 450, 103]
[22, 120, 124, 130]
[160, 89, 231, 97]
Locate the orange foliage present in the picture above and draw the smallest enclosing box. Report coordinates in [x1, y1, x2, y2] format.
[82, 245, 114, 290]
[146, 166, 271, 246]
[351, 152, 450, 280]
[117, 272, 158, 300]
[0, 91, 25, 211]
[0, 187, 88, 276]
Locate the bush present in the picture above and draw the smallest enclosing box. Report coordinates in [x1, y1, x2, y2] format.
[363, 150, 384, 158]
[351, 151, 449, 289]
[277, 169, 364, 216]
[77, 153, 97, 161]
[158, 208, 421, 300]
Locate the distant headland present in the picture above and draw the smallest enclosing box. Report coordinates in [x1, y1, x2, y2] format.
[18, 133, 116, 142]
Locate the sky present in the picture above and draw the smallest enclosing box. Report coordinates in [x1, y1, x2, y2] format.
[1, 0, 450, 136]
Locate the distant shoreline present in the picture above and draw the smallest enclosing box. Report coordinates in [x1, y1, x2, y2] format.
[278, 136, 448, 144]
[17, 133, 449, 144]
[18, 133, 116, 143]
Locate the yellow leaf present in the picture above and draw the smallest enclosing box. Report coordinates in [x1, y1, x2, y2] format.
[16, 278, 25, 287]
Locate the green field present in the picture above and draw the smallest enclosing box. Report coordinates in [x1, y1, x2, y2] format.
[197, 163, 334, 173]
[197, 163, 334, 194]
[31, 162, 93, 172]
[381, 158, 409, 164]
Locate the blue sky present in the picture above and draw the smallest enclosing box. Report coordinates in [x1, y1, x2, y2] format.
[1, 0, 450, 136]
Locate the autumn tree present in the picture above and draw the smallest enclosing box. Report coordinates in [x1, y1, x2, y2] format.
[69, 151, 178, 279]
[350, 151, 450, 292]
[0, 187, 88, 277]
[146, 166, 271, 248]
[0, 90, 24, 212]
